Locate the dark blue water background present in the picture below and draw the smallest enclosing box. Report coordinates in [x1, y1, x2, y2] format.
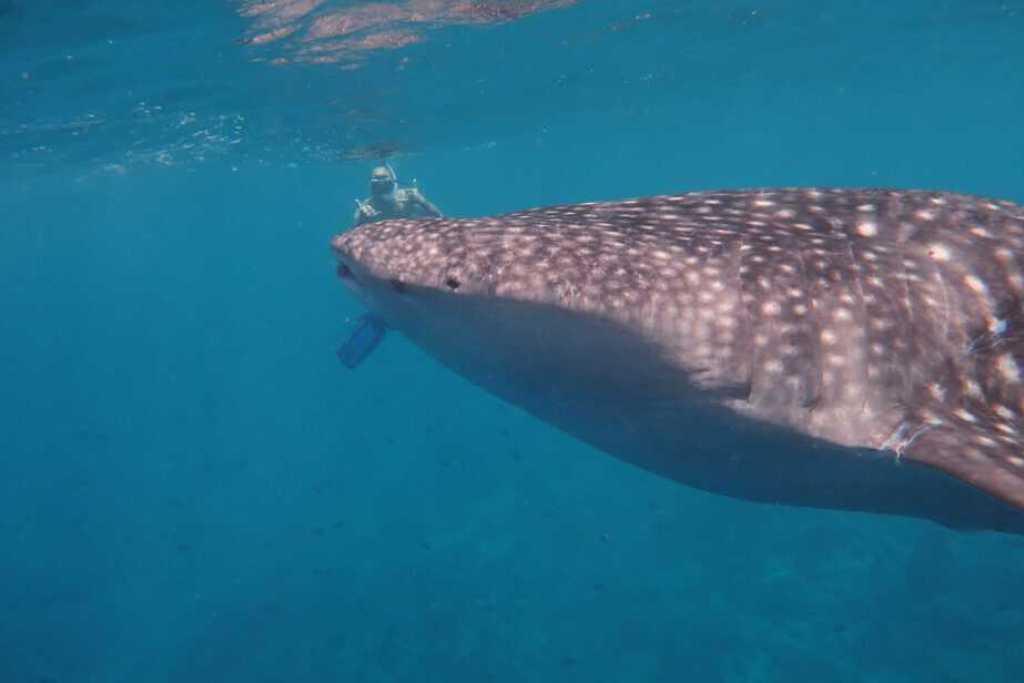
[3, 1, 1024, 680]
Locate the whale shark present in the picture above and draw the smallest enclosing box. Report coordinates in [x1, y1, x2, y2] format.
[331, 188, 1024, 534]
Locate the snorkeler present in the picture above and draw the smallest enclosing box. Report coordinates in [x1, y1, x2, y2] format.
[352, 164, 443, 226]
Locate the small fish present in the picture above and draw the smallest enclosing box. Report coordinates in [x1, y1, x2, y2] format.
[331, 188, 1024, 534]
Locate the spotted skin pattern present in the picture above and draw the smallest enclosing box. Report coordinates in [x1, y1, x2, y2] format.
[332, 189, 1024, 530]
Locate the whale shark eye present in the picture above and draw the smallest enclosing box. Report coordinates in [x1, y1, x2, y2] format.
[389, 279, 408, 294]
[445, 277, 461, 291]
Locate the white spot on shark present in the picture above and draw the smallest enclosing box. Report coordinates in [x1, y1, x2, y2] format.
[927, 246, 953, 265]
[856, 221, 878, 237]
[997, 354, 1021, 384]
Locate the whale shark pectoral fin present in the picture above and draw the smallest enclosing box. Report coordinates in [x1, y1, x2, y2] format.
[336, 314, 387, 369]
[900, 419, 1024, 512]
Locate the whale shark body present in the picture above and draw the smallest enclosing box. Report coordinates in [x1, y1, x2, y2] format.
[332, 188, 1024, 534]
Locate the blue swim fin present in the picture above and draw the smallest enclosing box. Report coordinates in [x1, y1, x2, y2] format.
[336, 314, 387, 369]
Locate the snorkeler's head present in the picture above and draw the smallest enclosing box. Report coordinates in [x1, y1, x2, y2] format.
[370, 165, 397, 196]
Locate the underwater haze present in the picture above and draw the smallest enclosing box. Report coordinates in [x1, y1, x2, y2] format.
[3, 1, 1024, 681]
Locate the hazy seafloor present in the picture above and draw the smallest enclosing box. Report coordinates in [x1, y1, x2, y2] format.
[3, 1, 1024, 681]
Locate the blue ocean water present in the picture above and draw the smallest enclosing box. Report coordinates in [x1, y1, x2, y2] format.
[3, 1, 1024, 681]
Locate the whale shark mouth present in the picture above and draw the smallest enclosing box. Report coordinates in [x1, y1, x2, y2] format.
[335, 260, 368, 300]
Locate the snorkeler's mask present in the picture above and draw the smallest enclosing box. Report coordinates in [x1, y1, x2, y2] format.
[369, 165, 397, 195]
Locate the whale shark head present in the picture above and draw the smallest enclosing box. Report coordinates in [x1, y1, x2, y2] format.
[330, 206, 713, 402]
[331, 215, 506, 321]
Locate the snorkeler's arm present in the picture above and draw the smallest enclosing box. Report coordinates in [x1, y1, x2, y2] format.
[407, 188, 443, 217]
[353, 199, 377, 226]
